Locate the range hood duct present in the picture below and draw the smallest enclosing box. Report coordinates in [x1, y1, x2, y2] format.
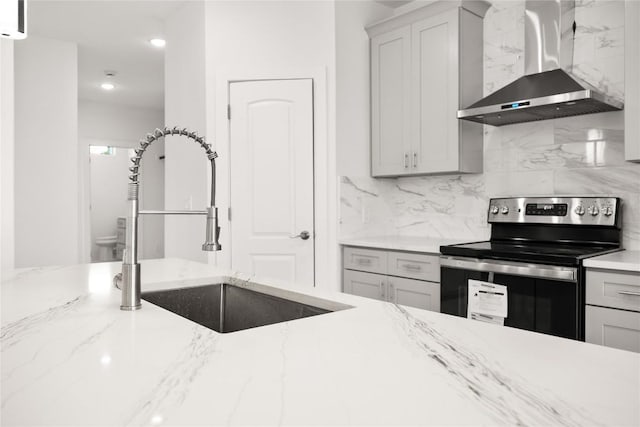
[458, 0, 623, 127]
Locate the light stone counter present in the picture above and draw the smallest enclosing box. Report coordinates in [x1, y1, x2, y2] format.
[1, 258, 639, 426]
[583, 250, 640, 273]
[339, 235, 467, 254]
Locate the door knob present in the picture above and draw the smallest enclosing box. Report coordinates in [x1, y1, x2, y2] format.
[290, 230, 311, 240]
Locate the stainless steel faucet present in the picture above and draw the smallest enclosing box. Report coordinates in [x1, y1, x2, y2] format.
[115, 126, 222, 311]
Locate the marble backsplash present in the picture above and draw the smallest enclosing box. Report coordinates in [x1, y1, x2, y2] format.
[339, 0, 640, 250]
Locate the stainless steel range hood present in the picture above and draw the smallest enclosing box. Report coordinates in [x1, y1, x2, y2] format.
[458, 0, 623, 127]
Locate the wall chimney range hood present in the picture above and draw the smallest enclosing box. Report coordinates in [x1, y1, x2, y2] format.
[458, 0, 623, 127]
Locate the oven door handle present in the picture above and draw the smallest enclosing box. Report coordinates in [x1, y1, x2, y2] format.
[439, 256, 577, 282]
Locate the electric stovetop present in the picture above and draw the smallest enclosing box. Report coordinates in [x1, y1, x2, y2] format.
[440, 240, 621, 266]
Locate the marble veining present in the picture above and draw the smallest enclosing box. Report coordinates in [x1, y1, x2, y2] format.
[1, 259, 639, 426]
[340, 0, 640, 250]
[390, 305, 596, 427]
[1, 294, 88, 351]
[125, 325, 220, 426]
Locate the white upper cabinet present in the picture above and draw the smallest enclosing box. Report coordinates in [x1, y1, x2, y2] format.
[367, 1, 489, 177]
[625, 0, 640, 162]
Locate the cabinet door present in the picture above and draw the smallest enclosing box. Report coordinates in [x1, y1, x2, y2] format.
[586, 305, 640, 353]
[371, 26, 412, 177]
[626, 0, 640, 161]
[388, 276, 440, 312]
[411, 9, 459, 173]
[343, 270, 387, 302]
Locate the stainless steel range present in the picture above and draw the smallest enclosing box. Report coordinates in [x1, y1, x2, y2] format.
[439, 196, 622, 340]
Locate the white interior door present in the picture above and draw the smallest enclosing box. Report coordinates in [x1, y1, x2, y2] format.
[230, 79, 314, 288]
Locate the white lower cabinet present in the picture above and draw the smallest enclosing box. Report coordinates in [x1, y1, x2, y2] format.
[388, 276, 440, 312]
[342, 246, 440, 312]
[343, 270, 386, 301]
[586, 267, 640, 353]
[585, 305, 640, 353]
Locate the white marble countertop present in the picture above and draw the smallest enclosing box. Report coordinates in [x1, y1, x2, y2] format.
[339, 235, 467, 254]
[2, 258, 639, 426]
[584, 250, 640, 273]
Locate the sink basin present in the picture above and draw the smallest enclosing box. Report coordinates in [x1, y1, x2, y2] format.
[142, 283, 337, 333]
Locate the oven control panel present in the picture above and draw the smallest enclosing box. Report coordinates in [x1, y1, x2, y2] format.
[525, 203, 568, 216]
[488, 197, 621, 227]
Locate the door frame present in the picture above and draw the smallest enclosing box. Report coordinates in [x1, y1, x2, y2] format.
[211, 67, 337, 289]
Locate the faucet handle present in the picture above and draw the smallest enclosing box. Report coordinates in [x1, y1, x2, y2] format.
[113, 273, 122, 289]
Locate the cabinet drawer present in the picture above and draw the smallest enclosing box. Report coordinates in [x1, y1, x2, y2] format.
[343, 270, 386, 301]
[586, 269, 640, 312]
[387, 251, 439, 282]
[586, 305, 640, 353]
[343, 247, 387, 274]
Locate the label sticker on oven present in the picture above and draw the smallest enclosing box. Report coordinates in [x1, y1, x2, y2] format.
[469, 312, 505, 326]
[468, 280, 508, 324]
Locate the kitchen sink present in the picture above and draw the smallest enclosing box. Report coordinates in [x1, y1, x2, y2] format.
[141, 283, 337, 333]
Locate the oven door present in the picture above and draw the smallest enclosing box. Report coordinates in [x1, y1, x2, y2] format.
[440, 256, 582, 340]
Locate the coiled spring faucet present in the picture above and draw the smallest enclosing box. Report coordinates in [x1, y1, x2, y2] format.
[116, 126, 222, 311]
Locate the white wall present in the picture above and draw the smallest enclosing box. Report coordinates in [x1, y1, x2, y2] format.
[164, 0, 209, 263]
[79, 100, 164, 142]
[14, 35, 79, 268]
[0, 39, 15, 277]
[204, 0, 337, 289]
[78, 100, 165, 262]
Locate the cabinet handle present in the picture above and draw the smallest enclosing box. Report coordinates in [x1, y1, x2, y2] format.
[413, 152, 417, 168]
[618, 290, 640, 297]
[403, 263, 422, 272]
[389, 283, 394, 302]
[380, 281, 385, 299]
[357, 258, 372, 266]
[404, 153, 409, 169]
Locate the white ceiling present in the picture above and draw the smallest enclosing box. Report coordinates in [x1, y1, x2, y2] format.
[28, 0, 185, 110]
[27, 0, 411, 111]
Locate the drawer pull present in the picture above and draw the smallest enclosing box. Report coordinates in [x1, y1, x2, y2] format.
[357, 258, 372, 266]
[403, 264, 422, 272]
[618, 290, 640, 297]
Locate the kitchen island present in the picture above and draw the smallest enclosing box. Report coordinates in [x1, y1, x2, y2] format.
[2, 259, 639, 426]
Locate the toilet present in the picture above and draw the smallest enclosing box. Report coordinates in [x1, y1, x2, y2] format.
[95, 235, 118, 261]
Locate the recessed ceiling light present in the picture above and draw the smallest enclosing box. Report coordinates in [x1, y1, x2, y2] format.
[150, 38, 166, 48]
[101, 82, 115, 90]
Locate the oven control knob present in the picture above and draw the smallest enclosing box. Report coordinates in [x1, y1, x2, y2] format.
[490, 205, 499, 215]
[603, 206, 614, 217]
[501, 206, 509, 214]
[574, 205, 585, 216]
[588, 205, 600, 216]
